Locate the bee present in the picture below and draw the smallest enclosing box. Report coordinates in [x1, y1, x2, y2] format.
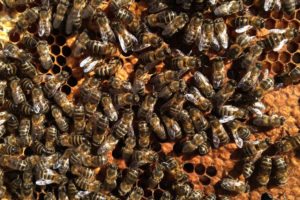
[242, 160, 255, 179]
[5, 114, 18, 134]
[122, 136, 136, 162]
[209, 116, 230, 148]
[21, 169, 34, 199]
[86, 40, 118, 56]
[171, 54, 201, 70]
[137, 92, 158, 119]
[73, 104, 86, 135]
[95, 57, 123, 77]
[254, 0, 281, 12]
[39, 2, 52, 37]
[0, 111, 9, 126]
[53, 91, 74, 117]
[275, 132, 300, 153]
[0, 143, 20, 155]
[214, 80, 237, 105]
[0, 60, 18, 78]
[32, 87, 49, 114]
[113, 8, 142, 36]
[184, 12, 203, 45]
[147, 0, 169, 13]
[20, 102, 37, 116]
[226, 120, 251, 142]
[186, 86, 213, 113]
[37, 40, 53, 70]
[162, 115, 182, 140]
[101, 92, 118, 122]
[91, 112, 109, 146]
[253, 114, 285, 128]
[9, 78, 26, 105]
[21, 33, 37, 48]
[163, 156, 188, 183]
[95, 11, 115, 43]
[80, 56, 102, 74]
[214, 0, 243, 16]
[187, 106, 209, 132]
[32, 140, 47, 154]
[74, 30, 90, 57]
[178, 109, 195, 136]
[212, 57, 226, 89]
[228, 34, 256, 59]
[104, 164, 118, 191]
[160, 191, 173, 200]
[162, 12, 189, 37]
[283, 0, 296, 15]
[138, 121, 151, 149]
[113, 92, 140, 108]
[278, 66, 300, 86]
[35, 168, 68, 186]
[198, 141, 211, 155]
[85, 92, 101, 117]
[0, 81, 7, 106]
[1, 0, 34, 9]
[189, 190, 203, 200]
[242, 139, 271, 161]
[193, 71, 215, 99]
[198, 19, 215, 52]
[149, 113, 167, 140]
[19, 118, 31, 143]
[182, 132, 207, 153]
[239, 63, 263, 92]
[59, 134, 89, 147]
[131, 149, 158, 167]
[220, 177, 250, 193]
[74, 177, 102, 193]
[148, 163, 165, 188]
[145, 10, 177, 28]
[0, 155, 29, 171]
[159, 79, 186, 100]
[127, 187, 144, 200]
[133, 68, 148, 97]
[19, 61, 40, 83]
[71, 165, 95, 180]
[214, 18, 228, 50]
[51, 105, 69, 132]
[161, 92, 186, 119]
[261, 28, 298, 52]
[150, 70, 182, 90]
[273, 157, 288, 186]
[232, 16, 265, 34]
[217, 105, 249, 123]
[67, 180, 80, 199]
[43, 71, 70, 97]
[14, 7, 40, 33]
[173, 182, 193, 199]
[45, 125, 57, 154]
[136, 31, 163, 51]
[20, 78, 34, 93]
[250, 77, 274, 101]
[80, 77, 100, 102]
[109, 75, 132, 93]
[53, 0, 70, 29]
[109, 0, 134, 11]
[81, 154, 108, 168]
[4, 42, 29, 62]
[65, 0, 86, 34]
[81, 0, 104, 18]
[118, 168, 139, 196]
[256, 156, 272, 186]
[140, 45, 171, 67]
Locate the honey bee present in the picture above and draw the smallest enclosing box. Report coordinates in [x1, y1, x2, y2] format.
[0, 155, 30, 171]
[217, 105, 249, 123]
[150, 70, 183, 90]
[14, 7, 40, 33]
[162, 12, 189, 37]
[0, 143, 20, 155]
[53, 91, 74, 117]
[186, 86, 213, 113]
[214, 80, 237, 105]
[162, 115, 182, 140]
[80, 56, 102, 74]
[214, 0, 243, 16]
[51, 105, 69, 132]
[9, 78, 26, 105]
[21, 33, 38, 48]
[137, 92, 157, 119]
[136, 31, 163, 51]
[241, 44, 263, 71]
[254, 0, 281, 12]
[95, 57, 123, 77]
[122, 136, 136, 162]
[131, 149, 158, 167]
[81, 0, 104, 18]
[212, 57, 226, 89]
[35, 168, 68, 186]
[127, 187, 144, 200]
[261, 28, 298, 52]
[133, 68, 148, 97]
[160, 191, 173, 200]
[109, 75, 132, 93]
[148, 163, 165, 188]
[178, 109, 195, 136]
[74, 30, 90, 57]
[21, 170, 34, 199]
[1, 0, 34, 9]
[73, 104, 85, 135]
[67, 180, 80, 199]
[144, 10, 177, 28]
[140, 46, 171, 68]
[232, 16, 265, 34]
[173, 182, 193, 199]
[4, 42, 30, 62]
[86, 40, 118, 56]
[45, 125, 57, 154]
[32, 140, 47, 154]
[137, 121, 151, 149]
[118, 168, 139, 196]
[101, 92, 118, 122]
[214, 18, 228, 50]
[189, 190, 203, 200]
[19, 61, 41, 84]
[109, 0, 133, 11]
[113, 92, 140, 108]
[228, 33, 256, 59]
[71, 165, 95, 179]
[39, 2, 52, 37]
[19, 117, 31, 144]
[6, 113, 19, 133]
[198, 141, 212, 155]
[226, 120, 251, 145]
[65, 0, 86, 34]
[53, 0, 70, 29]
[159, 79, 186, 100]
[198, 19, 215, 52]
[171, 55, 201, 70]
[250, 77, 274, 101]
[187, 106, 209, 132]
[0, 60, 17, 78]
[59, 134, 89, 147]
[220, 177, 250, 193]
[32, 87, 49, 114]
[37, 40, 53, 70]
[184, 12, 203, 45]
[43, 71, 70, 97]
[277, 65, 300, 86]
[253, 114, 285, 128]
[95, 11, 115, 43]
[75, 177, 102, 193]
[283, 0, 296, 15]
[273, 157, 288, 186]
[81, 154, 108, 168]
[162, 92, 186, 119]
[148, 112, 167, 140]
[163, 156, 187, 183]
[20, 78, 34, 93]
[256, 156, 272, 186]
[0, 81, 7, 105]
[242, 160, 255, 179]
[242, 139, 271, 161]
[91, 112, 109, 146]
[182, 132, 207, 153]
[209, 116, 230, 148]
[80, 77, 100, 102]
[193, 71, 215, 99]
[58, 185, 68, 200]
[104, 163, 118, 191]
[275, 132, 300, 153]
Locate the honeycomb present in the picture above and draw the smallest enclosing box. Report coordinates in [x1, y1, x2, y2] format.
[0, 0, 299, 200]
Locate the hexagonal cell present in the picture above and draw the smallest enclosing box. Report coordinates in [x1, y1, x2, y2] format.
[154, 189, 163, 199]
[195, 164, 205, 175]
[206, 166, 217, 177]
[268, 52, 279, 62]
[151, 142, 161, 152]
[16, 5, 26, 12]
[258, 51, 266, 61]
[248, 29, 257, 36]
[52, 64, 61, 74]
[28, 24, 37, 34]
[183, 163, 194, 173]
[144, 189, 152, 197]
[67, 76, 78, 87]
[271, 61, 284, 74]
[62, 46, 72, 57]
[287, 42, 298, 53]
[292, 53, 300, 64]
[271, 11, 283, 19]
[263, 61, 271, 72]
[61, 85, 71, 95]
[283, 12, 295, 20]
[265, 19, 276, 29]
[297, 10, 300, 20]
[261, 192, 274, 200]
[279, 52, 291, 63]
[56, 35, 66, 46]
[9, 32, 20, 43]
[46, 35, 55, 45]
[199, 175, 210, 185]
[62, 66, 72, 74]
[51, 45, 60, 55]
[275, 19, 288, 29]
[57, 56, 66, 66]
[290, 20, 299, 29]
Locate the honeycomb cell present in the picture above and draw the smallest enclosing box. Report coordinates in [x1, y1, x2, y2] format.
[283, 12, 295, 20]
[287, 42, 298, 53]
[28, 24, 37, 34]
[61, 85, 71, 95]
[47, 35, 55, 45]
[248, 29, 257, 36]
[154, 189, 163, 199]
[62, 46, 72, 57]
[290, 20, 299, 29]
[276, 19, 288, 29]
[199, 175, 210, 185]
[67, 77, 78, 87]
[9, 32, 20, 42]
[279, 52, 291, 63]
[244, 0, 253, 6]
[63, 66, 72, 74]
[183, 163, 194, 173]
[297, 10, 300, 20]
[57, 56, 66, 66]
[258, 51, 266, 61]
[16, 5, 26, 12]
[271, 11, 283, 19]
[151, 142, 161, 152]
[144, 189, 152, 197]
[52, 65, 61, 74]
[206, 166, 217, 177]
[271, 61, 284, 74]
[265, 19, 275, 29]
[292, 53, 300, 64]
[261, 193, 273, 200]
[159, 179, 170, 190]
[56, 35, 66, 46]
[268, 52, 279, 62]
[51, 45, 60, 55]
[195, 164, 205, 175]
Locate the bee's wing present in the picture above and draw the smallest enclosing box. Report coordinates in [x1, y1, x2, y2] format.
[162, 22, 176, 37]
[235, 25, 253, 33]
[219, 115, 235, 123]
[185, 93, 198, 105]
[128, 121, 135, 137]
[100, 23, 115, 43]
[267, 29, 286, 34]
[133, 43, 151, 52]
[264, 0, 274, 11]
[36, 179, 54, 186]
[275, 0, 281, 10]
[38, 18, 45, 37]
[197, 29, 207, 52]
[194, 71, 210, 86]
[148, 2, 168, 13]
[75, 191, 91, 199]
[219, 28, 229, 49]
[212, 130, 220, 148]
[238, 71, 252, 88]
[65, 9, 75, 35]
[80, 56, 93, 68]
[117, 33, 128, 53]
[232, 132, 244, 148]
[211, 33, 220, 51]
[97, 135, 118, 155]
[273, 38, 288, 52]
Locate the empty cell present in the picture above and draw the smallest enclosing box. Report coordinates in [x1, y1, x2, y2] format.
[56, 35, 66, 46]
[52, 65, 61, 74]
[292, 53, 300, 63]
[61, 85, 71, 95]
[195, 164, 205, 175]
[9, 32, 20, 42]
[183, 163, 194, 173]
[46, 35, 55, 45]
[271, 61, 284, 73]
[62, 46, 72, 57]
[62, 66, 72, 74]
[57, 56, 66, 66]
[287, 42, 298, 53]
[268, 52, 279, 62]
[51, 45, 60, 55]
[67, 77, 77, 87]
[206, 166, 217, 177]
[276, 20, 288, 29]
[265, 19, 275, 29]
[154, 189, 163, 199]
[144, 189, 152, 197]
[199, 175, 210, 185]
[271, 11, 283, 19]
[279, 52, 291, 63]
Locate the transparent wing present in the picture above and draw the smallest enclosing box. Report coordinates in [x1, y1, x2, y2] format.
[97, 135, 118, 155]
[194, 71, 210, 86]
[273, 39, 288, 52]
[264, 0, 274, 11]
[212, 33, 220, 51]
[38, 19, 45, 37]
[100, 24, 115, 43]
[219, 28, 228, 49]
[162, 23, 175, 37]
[75, 191, 91, 199]
[235, 25, 253, 33]
[275, 0, 281, 10]
[212, 131, 220, 148]
[238, 71, 252, 88]
[117, 33, 128, 53]
[219, 115, 235, 123]
[80, 56, 93, 68]
[36, 179, 54, 186]
[65, 10, 75, 35]
[268, 29, 286, 34]
[232, 132, 244, 148]
[185, 93, 198, 105]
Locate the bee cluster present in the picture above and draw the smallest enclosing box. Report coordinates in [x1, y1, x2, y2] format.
[0, 0, 299, 199]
